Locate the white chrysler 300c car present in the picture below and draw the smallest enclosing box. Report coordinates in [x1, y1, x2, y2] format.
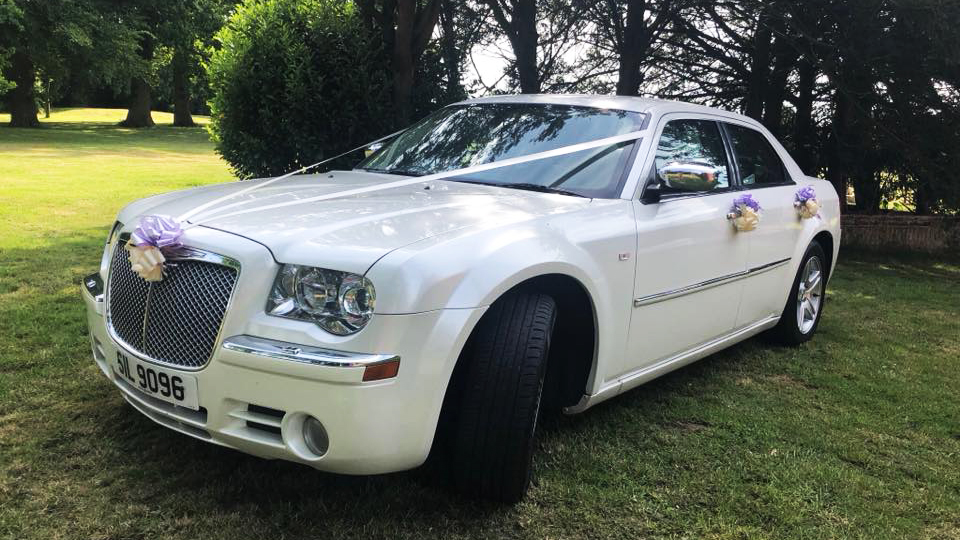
[83, 95, 839, 502]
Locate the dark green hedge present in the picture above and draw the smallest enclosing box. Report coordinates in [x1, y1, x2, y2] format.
[207, 0, 392, 178]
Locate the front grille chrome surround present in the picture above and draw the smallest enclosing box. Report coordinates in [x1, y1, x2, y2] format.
[105, 233, 241, 371]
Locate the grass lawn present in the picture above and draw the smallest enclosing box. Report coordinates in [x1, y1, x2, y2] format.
[1, 109, 959, 539]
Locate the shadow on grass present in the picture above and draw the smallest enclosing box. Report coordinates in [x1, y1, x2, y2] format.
[0, 121, 214, 149]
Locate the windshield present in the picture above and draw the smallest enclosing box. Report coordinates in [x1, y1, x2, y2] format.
[357, 103, 647, 198]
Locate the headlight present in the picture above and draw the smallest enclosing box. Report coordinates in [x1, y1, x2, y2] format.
[266, 264, 376, 335]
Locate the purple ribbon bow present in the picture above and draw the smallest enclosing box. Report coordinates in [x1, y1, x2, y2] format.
[795, 185, 817, 203]
[131, 215, 184, 250]
[732, 193, 761, 213]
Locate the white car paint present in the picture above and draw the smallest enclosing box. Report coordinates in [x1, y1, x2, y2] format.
[83, 94, 841, 474]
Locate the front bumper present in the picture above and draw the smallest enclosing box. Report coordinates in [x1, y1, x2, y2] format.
[82, 229, 485, 475]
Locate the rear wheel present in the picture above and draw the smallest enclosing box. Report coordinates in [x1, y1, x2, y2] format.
[448, 290, 557, 503]
[769, 241, 827, 345]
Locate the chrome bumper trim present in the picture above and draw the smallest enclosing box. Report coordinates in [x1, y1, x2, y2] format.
[222, 335, 399, 368]
[634, 257, 791, 307]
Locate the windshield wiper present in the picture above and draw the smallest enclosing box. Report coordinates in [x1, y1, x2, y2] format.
[358, 167, 425, 177]
[454, 180, 588, 198]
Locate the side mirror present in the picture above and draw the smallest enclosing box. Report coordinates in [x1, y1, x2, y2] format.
[657, 162, 719, 192]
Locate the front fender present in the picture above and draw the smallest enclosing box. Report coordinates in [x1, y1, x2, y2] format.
[366, 199, 638, 391]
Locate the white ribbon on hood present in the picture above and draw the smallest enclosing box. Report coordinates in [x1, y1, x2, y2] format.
[178, 127, 648, 228]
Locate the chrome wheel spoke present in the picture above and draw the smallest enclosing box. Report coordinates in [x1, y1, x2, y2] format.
[796, 255, 823, 334]
[806, 270, 821, 292]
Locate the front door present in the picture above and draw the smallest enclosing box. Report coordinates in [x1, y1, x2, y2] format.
[623, 116, 750, 377]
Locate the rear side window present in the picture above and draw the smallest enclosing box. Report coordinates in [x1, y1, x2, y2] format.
[725, 124, 790, 186]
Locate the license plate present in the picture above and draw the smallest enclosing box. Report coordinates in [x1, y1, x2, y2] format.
[113, 350, 200, 410]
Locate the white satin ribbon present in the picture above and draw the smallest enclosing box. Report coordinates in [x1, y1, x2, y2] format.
[176, 129, 406, 223]
[183, 128, 647, 227]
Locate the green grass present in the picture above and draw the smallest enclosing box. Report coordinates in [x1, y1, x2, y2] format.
[2, 109, 959, 539]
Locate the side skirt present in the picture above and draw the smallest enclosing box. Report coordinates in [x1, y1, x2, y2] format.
[563, 315, 780, 414]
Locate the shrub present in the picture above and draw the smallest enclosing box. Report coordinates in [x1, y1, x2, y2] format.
[207, 0, 391, 178]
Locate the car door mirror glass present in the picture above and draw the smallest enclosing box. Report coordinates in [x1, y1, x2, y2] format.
[657, 161, 720, 192]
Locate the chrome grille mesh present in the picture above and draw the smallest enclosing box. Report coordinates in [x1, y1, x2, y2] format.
[107, 244, 238, 368]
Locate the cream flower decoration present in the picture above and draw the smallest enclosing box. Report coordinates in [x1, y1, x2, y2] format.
[730, 193, 762, 232]
[798, 199, 820, 219]
[126, 243, 166, 282]
[734, 206, 760, 232]
[794, 186, 820, 219]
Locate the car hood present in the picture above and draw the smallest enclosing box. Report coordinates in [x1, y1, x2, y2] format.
[120, 170, 591, 274]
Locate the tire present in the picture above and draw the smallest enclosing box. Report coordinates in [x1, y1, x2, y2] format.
[768, 241, 828, 345]
[449, 290, 557, 503]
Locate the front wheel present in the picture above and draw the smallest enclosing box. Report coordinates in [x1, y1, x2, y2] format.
[448, 290, 557, 503]
[769, 241, 827, 345]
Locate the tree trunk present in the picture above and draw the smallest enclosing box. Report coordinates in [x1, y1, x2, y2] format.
[392, 0, 416, 125]
[510, 0, 540, 93]
[4, 50, 39, 127]
[793, 55, 816, 173]
[826, 89, 850, 212]
[439, 0, 462, 101]
[120, 76, 155, 127]
[743, 10, 772, 120]
[172, 47, 195, 127]
[43, 78, 51, 118]
[615, 0, 648, 96]
[761, 34, 797, 137]
[121, 36, 155, 128]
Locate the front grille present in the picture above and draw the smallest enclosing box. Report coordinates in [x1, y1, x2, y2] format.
[107, 242, 239, 369]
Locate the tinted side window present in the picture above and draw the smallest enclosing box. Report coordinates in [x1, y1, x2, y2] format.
[654, 119, 730, 193]
[725, 124, 789, 185]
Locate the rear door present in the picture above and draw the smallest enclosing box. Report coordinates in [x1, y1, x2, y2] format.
[720, 121, 801, 327]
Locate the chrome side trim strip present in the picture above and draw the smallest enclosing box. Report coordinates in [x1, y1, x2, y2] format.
[633, 257, 791, 307]
[222, 335, 400, 368]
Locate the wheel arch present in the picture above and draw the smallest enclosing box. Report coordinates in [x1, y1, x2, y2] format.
[812, 230, 835, 281]
[432, 272, 599, 456]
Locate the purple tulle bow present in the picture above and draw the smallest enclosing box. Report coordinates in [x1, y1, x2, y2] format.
[732, 193, 761, 212]
[795, 185, 817, 203]
[131, 215, 184, 249]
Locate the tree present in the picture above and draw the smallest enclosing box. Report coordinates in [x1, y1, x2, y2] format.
[356, 0, 442, 124]
[577, 0, 681, 96]
[0, 0, 19, 97]
[0, 0, 138, 127]
[207, 0, 393, 177]
[473, 0, 591, 94]
[120, 32, 157, 128]
[163, 0, 236, 127]
[482, 0, 540, 93]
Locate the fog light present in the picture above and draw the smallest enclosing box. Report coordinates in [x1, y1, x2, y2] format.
[302, 416, 329, 456]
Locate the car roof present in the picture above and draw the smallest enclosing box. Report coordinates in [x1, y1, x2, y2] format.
[455, 94, 752, 124]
